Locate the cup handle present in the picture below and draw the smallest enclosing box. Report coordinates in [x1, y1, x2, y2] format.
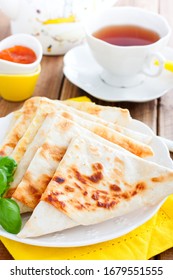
[142, 52, 165, 77]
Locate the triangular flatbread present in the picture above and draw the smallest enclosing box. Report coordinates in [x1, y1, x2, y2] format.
[64, 100, 131, 126]
[12, 114, 153, 213]
[19, 135, 173, 238]
[0, 97, 41, 156]
[3, 97, 151, 161]
[11, 106, 49, 164]
[5, 112, 56, 198]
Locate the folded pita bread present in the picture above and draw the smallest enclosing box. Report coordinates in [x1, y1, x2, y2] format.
[32, 98, 153, 158]
[0, 97, 41, 156]
[19, 135, 173, 238]
[12, 115, 128, 212]
[2, 97, 150, 163]
[18, 201, 78, 237]
[3, 95, 152, 205]
[42, 98, 152, 145]
[54, 110, 153, 158]
[10, 96, 131, 126]
[64, 100, 131, 126]
[11, 107, 49, 164]
[12, 114, 153, 213]
[5, 113, 56, 198]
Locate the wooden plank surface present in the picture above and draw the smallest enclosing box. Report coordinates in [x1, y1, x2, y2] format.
[0, 0, 173, 260]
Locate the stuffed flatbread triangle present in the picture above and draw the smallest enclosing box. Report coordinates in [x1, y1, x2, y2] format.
[19, 135, 173, 238]
[13, 114, 153, 213]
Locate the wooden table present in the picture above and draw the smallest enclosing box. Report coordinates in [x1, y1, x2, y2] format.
[0, 0, 173, 260]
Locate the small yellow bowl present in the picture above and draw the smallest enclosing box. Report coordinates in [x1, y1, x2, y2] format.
[0, 65, 41, 102]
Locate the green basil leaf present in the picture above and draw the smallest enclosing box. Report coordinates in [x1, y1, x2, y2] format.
[0, 169, 7, 196]
[0, 156, 17, 174]
[0, 198, 22, 234]
[0, 168, 14, 185]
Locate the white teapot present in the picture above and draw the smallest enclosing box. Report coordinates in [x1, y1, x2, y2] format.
[0, 0, 116, 55]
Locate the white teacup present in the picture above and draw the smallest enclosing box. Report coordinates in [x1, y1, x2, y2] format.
[84, 7, 171, 88]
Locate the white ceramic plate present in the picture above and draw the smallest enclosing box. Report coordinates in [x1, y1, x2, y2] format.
[0, 113, 172, 247]
[63, 44, 173, 102]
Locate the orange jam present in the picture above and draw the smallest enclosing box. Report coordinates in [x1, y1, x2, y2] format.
[0, 45, 37, 64]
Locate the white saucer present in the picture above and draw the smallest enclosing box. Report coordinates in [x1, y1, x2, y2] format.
[63, 44, 173, 102]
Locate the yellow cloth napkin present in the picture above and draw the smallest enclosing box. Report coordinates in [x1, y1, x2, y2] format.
[1, 96, 173, 260]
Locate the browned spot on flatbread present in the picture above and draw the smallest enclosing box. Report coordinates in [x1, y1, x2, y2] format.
[88, 172, 103, 183]
[136, 182, 146, 191]
[0, 151, 5, 156]
[4, 187, 16, 198]
[113, 157, 124, 179]
[121, 182, 147, 201]
[92, 163, 103, 171]
[58, 201, 66, 210]
[72, 163, 104, 185]
[122, 192, 129, 199]
[61, 111, 73, 120]
[73, 169, 87, 184]
[6, 141, 19, 148]
[151, 173, 173, 183]
[23, 97, 41, 114]
[74, 201, 86, 210]
[40, 143, 67, 162]
[56, 118, 73, 132]
[92, 192, 99, 201]
[89, 107, 101, 115]
[132, 190, 137, 196]
[54, 176, 65, 184]
[110, 184, 121, 192]
[44, 194, 66, 211]
[12, 171, 52, 209]
[114, 156, 124, 165]
[0, 135, 20, 156]
[45, 194, 57, 204]
[64, 185, 75, 192]
[74, 183, 82, 190]
[91, 126, 152, 158]
[83, 191, 88, 196]
[97, 200, 116, 209]
[66, 101, 130, 122]
[86, 180, 146, 209]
